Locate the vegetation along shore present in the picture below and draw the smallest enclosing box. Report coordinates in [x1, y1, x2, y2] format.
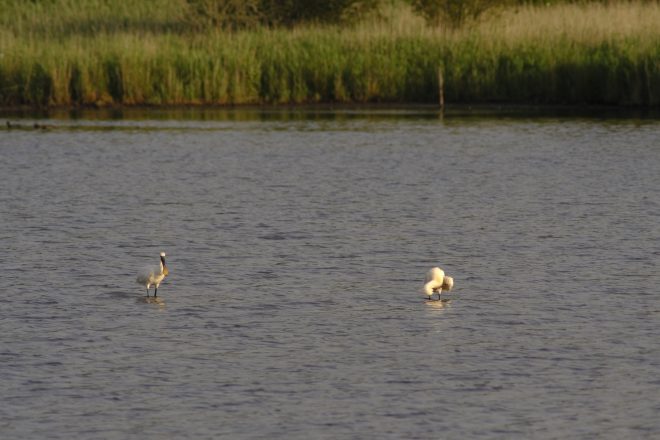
[1, 0, 659, 108]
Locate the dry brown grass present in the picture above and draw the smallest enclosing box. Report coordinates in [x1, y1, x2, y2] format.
[484, 1, 660, 45]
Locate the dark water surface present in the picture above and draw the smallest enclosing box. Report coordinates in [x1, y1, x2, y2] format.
[1, 109, 659, 439]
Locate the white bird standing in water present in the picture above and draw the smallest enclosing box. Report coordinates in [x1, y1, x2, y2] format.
[136, 252, 169, 297]
[422, 267, 454, 301]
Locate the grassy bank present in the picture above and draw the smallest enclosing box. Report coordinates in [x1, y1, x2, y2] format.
[1, 0, 659, 107]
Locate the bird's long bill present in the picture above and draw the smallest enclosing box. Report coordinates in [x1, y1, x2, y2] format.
[160, 255, 169, 275]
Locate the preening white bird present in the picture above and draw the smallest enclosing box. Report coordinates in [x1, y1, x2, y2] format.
[136, 252, 169, 297]
[422, 267, 454, 301]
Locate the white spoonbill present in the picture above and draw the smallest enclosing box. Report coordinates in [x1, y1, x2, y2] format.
[422, 267, 454, 301]
[136, 252, 169, 297]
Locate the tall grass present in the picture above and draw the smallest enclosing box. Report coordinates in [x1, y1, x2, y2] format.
[1, 0, 659, 107]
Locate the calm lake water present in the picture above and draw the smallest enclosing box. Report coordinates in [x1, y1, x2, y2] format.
[1, 108, 659, 439]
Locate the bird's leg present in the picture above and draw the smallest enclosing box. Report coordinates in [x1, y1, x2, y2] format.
[154, 287, 158, 297]
[146, 288, 150, 297]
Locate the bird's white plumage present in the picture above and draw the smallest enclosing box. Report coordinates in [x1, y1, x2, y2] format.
[137, 252, 168, 296]
[136, 264, 165, 287]
[422, 266, 454, 299]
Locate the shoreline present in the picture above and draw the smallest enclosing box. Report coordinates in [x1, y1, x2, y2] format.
[3, 102, 659, 121]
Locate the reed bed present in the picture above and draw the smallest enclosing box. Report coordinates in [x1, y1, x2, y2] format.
[1, 0, 659, 107]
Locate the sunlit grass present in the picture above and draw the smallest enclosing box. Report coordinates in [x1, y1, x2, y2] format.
[488, 1, 660, 44]
[0, 0, 659, 107]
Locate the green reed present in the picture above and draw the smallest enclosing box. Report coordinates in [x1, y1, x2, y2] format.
[1, 0, 659, 107]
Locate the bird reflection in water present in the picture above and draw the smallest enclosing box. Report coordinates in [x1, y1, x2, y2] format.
[137, 296, 166, 308]
[425, 298, 451, 310]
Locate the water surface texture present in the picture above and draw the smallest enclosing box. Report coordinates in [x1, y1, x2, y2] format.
[1, 109, 659, 439]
